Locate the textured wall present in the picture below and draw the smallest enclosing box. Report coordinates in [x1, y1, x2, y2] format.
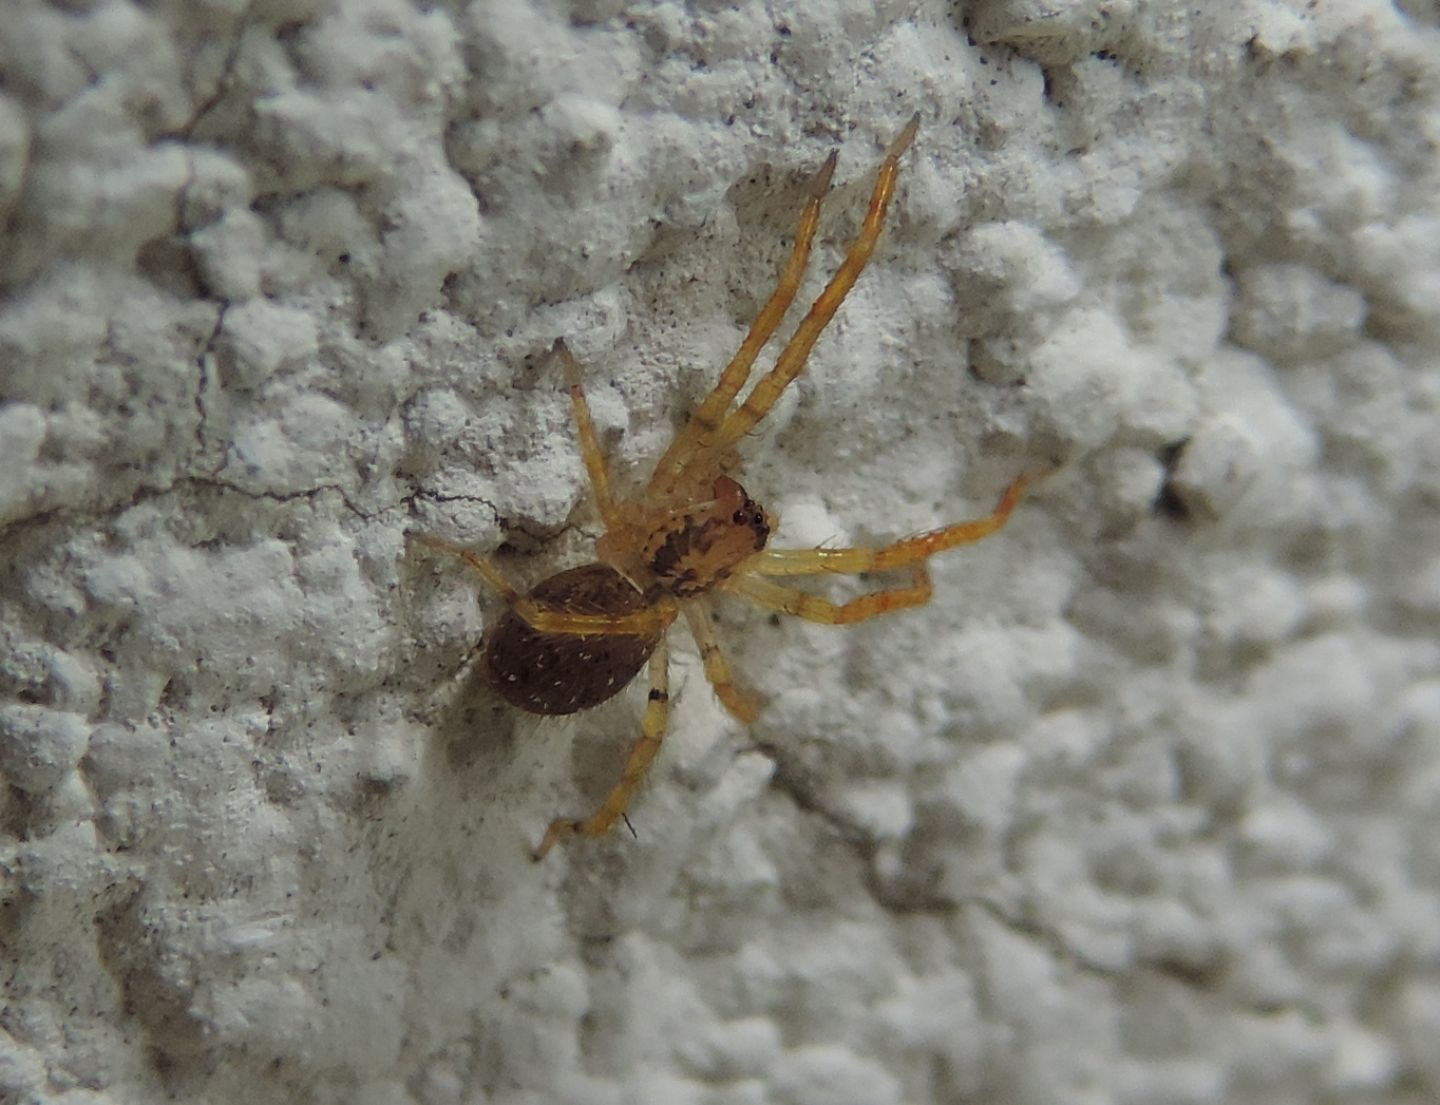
[2, 1, 1439, 1103]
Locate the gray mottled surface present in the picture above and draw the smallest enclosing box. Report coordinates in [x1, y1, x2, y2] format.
[2, 1, 1439, 1103]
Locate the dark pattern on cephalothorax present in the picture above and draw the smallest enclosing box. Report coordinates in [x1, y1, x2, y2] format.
[647, 477, 771, 597]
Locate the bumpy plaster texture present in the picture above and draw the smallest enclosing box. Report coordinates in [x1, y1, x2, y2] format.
[3, 1, 1439, 1103]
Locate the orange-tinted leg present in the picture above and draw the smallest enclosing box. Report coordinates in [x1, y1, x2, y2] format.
[409, 533, 678, 636]
[696, 114, 920, 461]
[749, 472, 1030, 578]
[534, 638, 671, 859]
[551, 339, 623, 532]
[648, 152, 838, 498]
[726, 564, 933, 624]
[681, 599, 763, 723]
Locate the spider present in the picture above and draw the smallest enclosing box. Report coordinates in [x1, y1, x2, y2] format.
[413, 114, 1032, 860]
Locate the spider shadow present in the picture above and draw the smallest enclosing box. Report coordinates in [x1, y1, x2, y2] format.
[417, 642, 654, 862]
[428, 659, 521, 778]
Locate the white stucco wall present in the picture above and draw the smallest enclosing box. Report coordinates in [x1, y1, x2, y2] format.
[2, 1, 1439, 1103]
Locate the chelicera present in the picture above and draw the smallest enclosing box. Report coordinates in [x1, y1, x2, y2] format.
[413, 115, 1032, 859]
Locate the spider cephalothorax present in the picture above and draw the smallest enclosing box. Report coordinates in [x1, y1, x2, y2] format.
[413, 114, 1033, 859]
[632, 476, 772, 598]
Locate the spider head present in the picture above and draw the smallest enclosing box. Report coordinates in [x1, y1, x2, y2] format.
[710, 474, 771, 547]
[643, 475, 773, 597]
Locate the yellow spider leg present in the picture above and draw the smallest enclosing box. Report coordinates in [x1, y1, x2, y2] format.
[726, 563, 933, 625]
[409, 533, 677, 636]
[695, 114, 920, 460]
[648, 152, 838, 496]
[534, 638, 671, 860]
[681, 599, 763, 723]
[749, 472, 1030, 577]
[551, 339, 622, 531]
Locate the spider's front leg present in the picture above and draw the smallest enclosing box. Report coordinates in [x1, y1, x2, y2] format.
[727, 563, 934, 625]
[725, 472, 1032, 626]
[704, 113, 920, 454]
[534, 639, 672, 860]
[649, 149, 838, 497]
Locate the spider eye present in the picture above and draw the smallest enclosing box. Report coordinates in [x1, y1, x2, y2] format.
[732, 508, 762, 529]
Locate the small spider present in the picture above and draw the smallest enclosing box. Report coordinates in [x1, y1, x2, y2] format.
[414, 115, 1032, 860]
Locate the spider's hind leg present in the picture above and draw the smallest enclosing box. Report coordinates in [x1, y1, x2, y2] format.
[534, 638, 672, 860]
[552, 339, 623, 532]
[408, 533, 675, 635]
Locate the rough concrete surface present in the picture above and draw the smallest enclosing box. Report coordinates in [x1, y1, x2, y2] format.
[2, 1, 1439, 1103]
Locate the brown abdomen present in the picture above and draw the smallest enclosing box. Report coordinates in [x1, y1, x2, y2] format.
[484, 563, 662, 716]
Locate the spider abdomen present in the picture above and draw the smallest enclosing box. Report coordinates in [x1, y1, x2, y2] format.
[484, 563, 663, 716]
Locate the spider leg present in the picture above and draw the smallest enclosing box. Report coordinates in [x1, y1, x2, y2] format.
[552, 339, 623, 531]
[648, 151, 837, 497]
[534, 638, 671, 859]
[681, 599, 763, 723]
[409, 533, 677, 636]
[747, 472, 1030, 577]
[696, 114, 920, 460]
[725, 563, 933, 625]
